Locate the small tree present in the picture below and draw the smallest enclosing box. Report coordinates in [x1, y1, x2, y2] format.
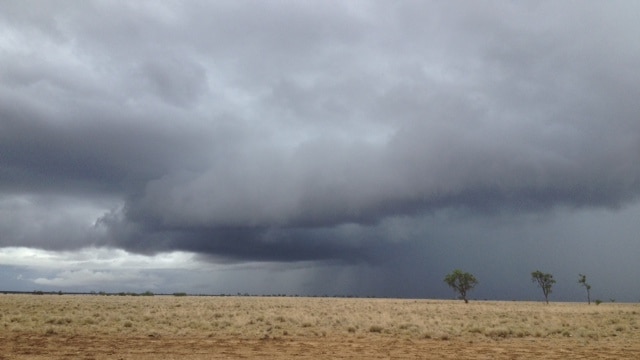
[531, 270, 555, 304]
[578, 274, 591, 305]
[444, 269, 478, 304]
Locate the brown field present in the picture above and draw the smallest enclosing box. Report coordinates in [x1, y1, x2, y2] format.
[1, 294, 639, 359]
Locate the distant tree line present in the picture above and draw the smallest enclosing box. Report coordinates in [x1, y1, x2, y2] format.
[2, 271, 610, 302]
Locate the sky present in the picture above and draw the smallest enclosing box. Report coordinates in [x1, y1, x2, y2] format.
[1, 1, 639, 301]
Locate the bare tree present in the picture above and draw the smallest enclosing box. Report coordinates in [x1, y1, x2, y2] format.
[578, 274, 591, 305]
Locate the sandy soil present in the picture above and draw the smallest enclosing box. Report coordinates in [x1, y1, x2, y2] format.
[2, 332, 639, 359]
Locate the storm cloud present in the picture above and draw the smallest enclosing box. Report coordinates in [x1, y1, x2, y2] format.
[1, 1, 640, 299]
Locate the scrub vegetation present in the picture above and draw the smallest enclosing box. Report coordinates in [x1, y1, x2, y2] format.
[1, 294, 639, 359]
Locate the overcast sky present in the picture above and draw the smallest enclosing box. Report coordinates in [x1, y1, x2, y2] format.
[1, 1, 640, 301]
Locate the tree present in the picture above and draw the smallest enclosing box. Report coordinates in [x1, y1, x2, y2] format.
[531, 270, 555, 304]
[444, 269, 478, 304]
[578, 274, 591, 305]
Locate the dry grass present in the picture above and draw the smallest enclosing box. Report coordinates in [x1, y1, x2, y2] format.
[1, 294, 639, 359]
[2, 295, 638, 340]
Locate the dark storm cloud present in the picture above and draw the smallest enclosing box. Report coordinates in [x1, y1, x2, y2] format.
[96, 208, 378, 263]
[2, 1, 640, 264]
[0, 108, 213, 195]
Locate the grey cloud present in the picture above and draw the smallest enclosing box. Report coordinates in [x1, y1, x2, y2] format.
[0, 110, 213, 196]
[1, 1, 640, 270]
[97, 205, 376, 263]
[132, 57, 208, 107]
[0, 194, 113, 250]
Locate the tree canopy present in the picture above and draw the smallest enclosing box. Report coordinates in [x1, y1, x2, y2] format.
[531, 270, 555, 304]
[444, 269, 478, 304]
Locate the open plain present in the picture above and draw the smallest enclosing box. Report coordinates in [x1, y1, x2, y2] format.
[1, 294, 639, 359]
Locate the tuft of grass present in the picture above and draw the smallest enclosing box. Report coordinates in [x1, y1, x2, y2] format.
[45, 317, 72, 325]
[369, 325, 383, 333]
[485, 327, 512, 338]
[467, 327, 483, 334]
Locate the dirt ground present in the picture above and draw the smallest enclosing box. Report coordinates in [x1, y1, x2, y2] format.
[1, 332, 640, 359]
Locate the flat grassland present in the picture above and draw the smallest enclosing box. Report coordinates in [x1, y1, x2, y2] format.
[1, 294, 639, 359]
